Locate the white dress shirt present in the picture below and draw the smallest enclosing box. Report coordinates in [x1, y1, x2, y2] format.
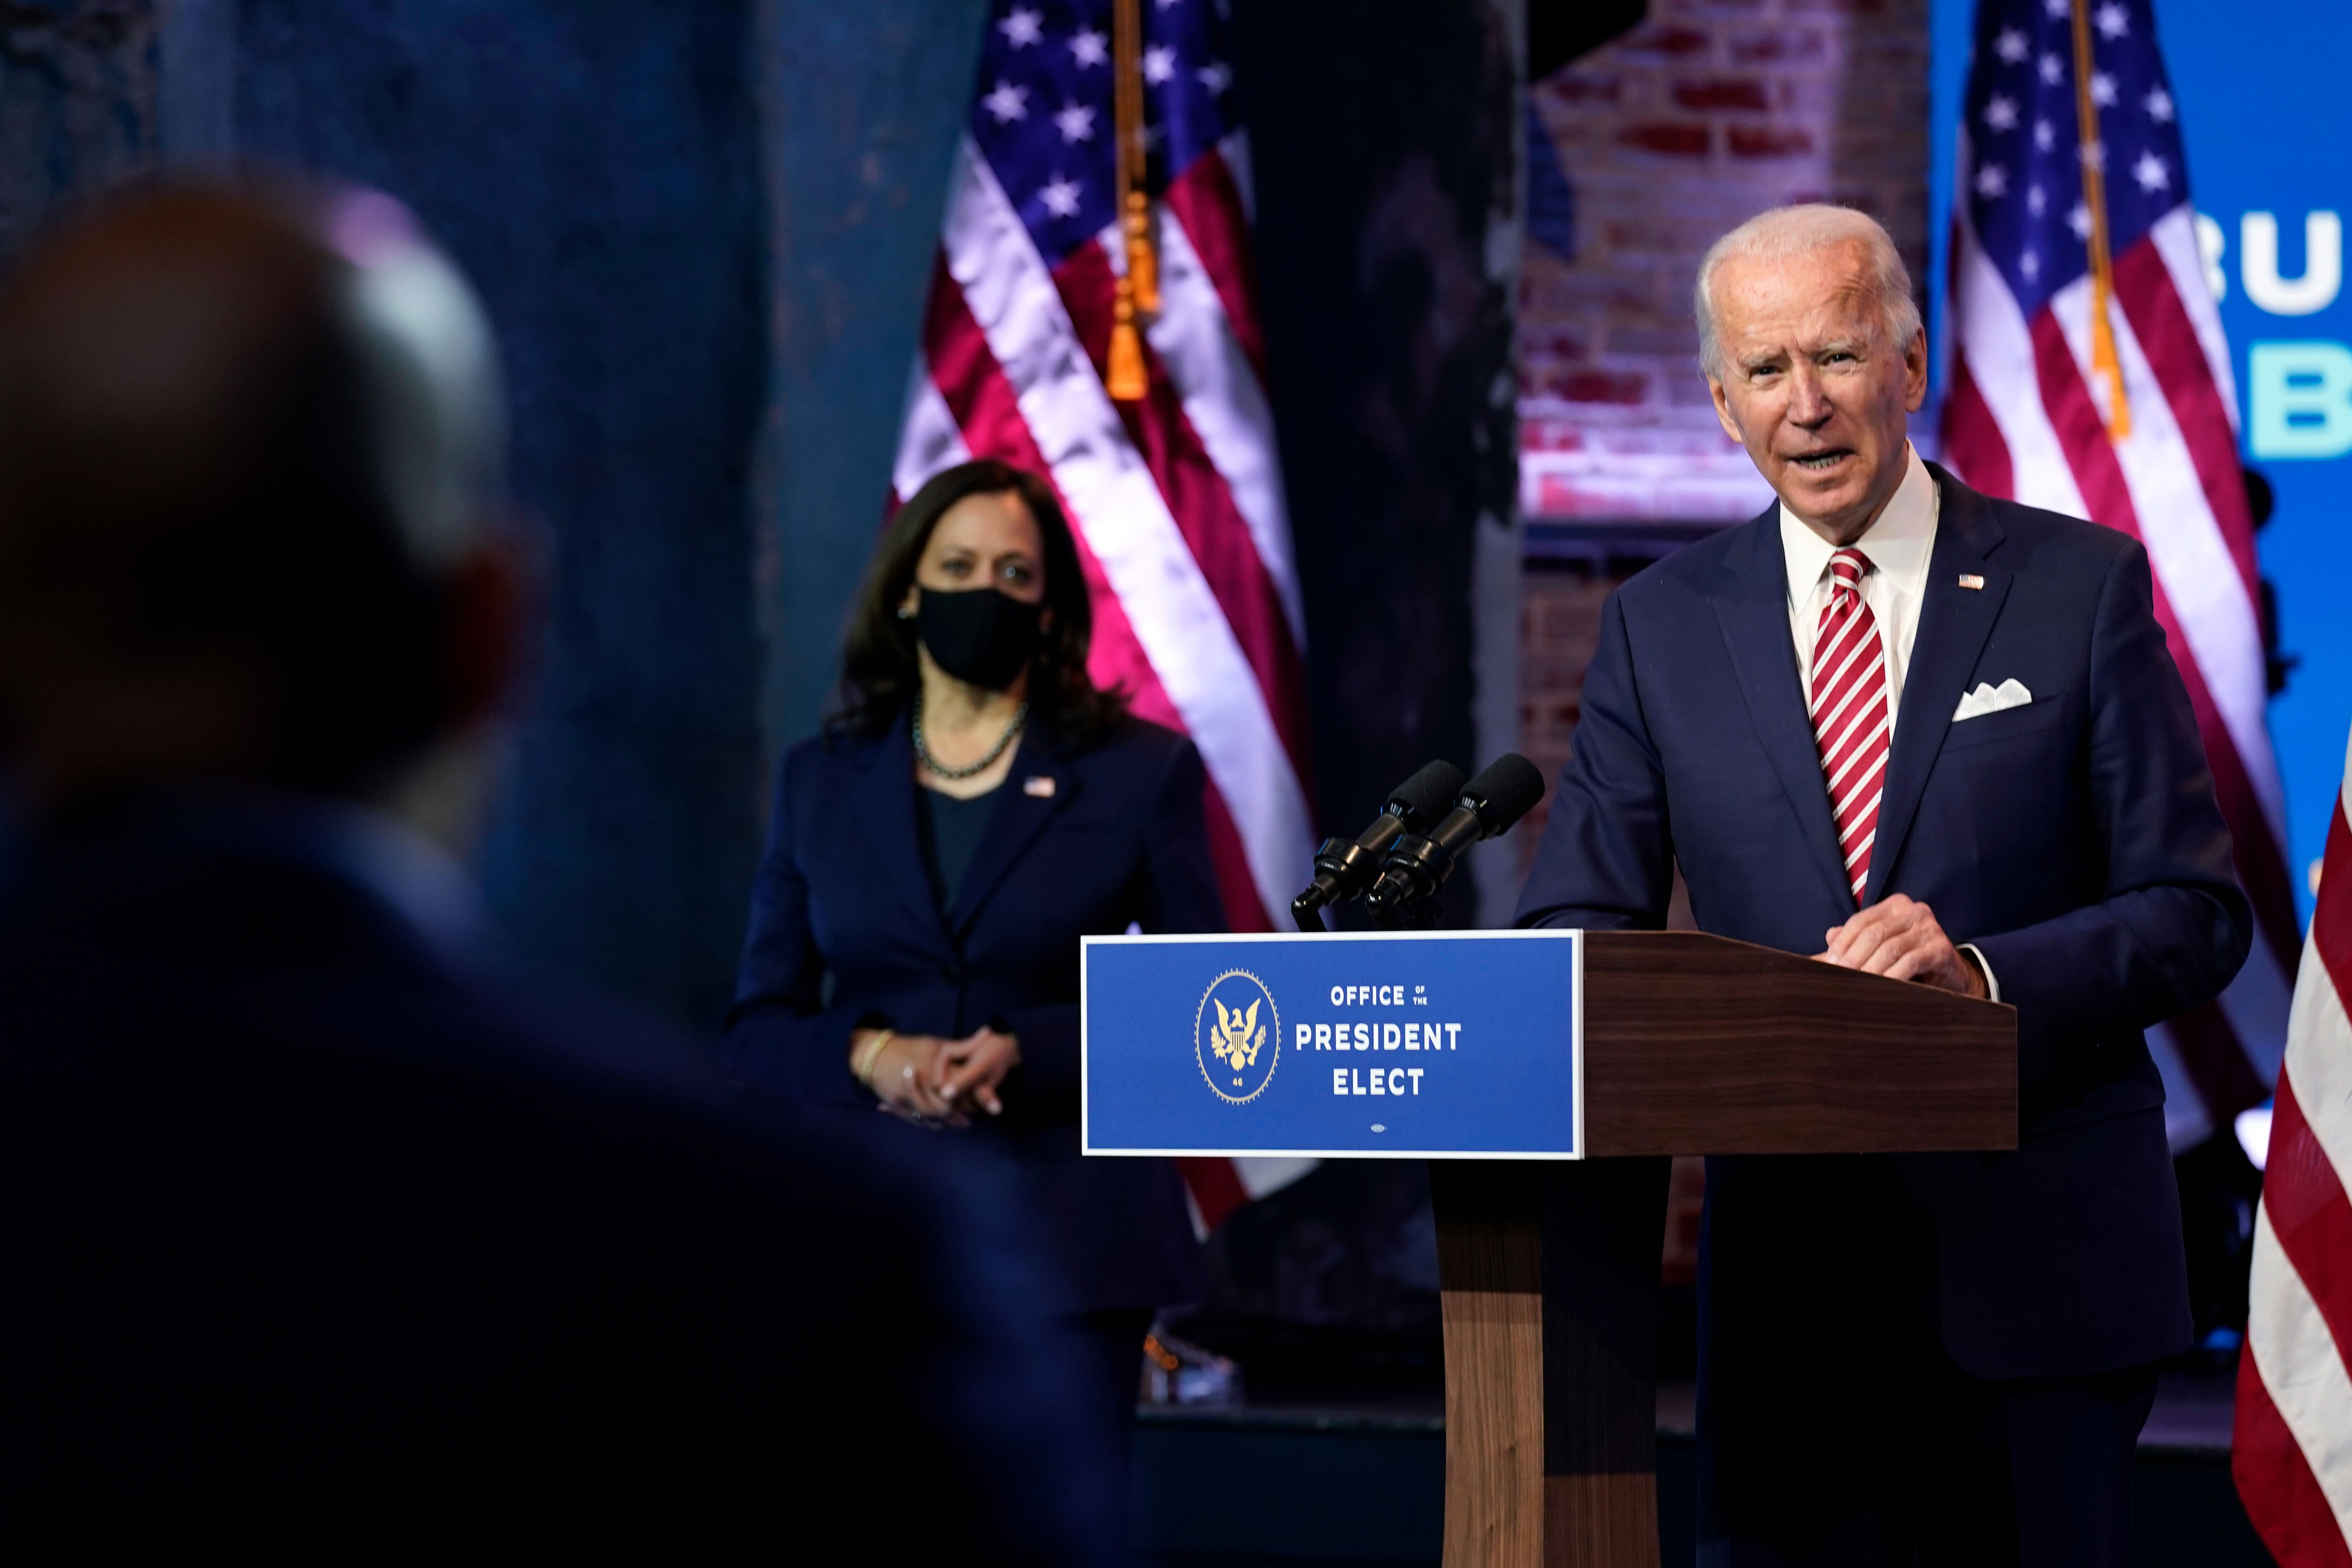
[1776, 444, 1999, 1000]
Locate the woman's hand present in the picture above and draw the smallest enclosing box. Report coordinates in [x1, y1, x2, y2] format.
[936, 1026, 1022, 1117]
[850, 1029, 962, 1122]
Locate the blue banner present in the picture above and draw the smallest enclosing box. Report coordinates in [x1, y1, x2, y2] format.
[1082, 930, 1584, 1159]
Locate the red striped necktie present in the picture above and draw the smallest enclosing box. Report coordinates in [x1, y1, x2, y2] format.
[1809, 547, 1890, 905]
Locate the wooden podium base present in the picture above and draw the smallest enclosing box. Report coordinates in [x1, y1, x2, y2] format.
[1432, 1158, 1673, 1568]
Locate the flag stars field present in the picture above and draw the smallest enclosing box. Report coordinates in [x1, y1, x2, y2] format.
[983, 81, 1028, 123]
[998, 7, 1041, 48]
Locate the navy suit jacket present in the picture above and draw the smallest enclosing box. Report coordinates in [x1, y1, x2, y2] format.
[725, 712, 1220, 1315]
[1, 790, 1120, 1560]
[1515, 465, 2251, 1378]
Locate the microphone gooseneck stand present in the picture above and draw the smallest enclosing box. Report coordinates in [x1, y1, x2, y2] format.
[1290, 760, 1464, 932]
[1290, 753, 1548, 934]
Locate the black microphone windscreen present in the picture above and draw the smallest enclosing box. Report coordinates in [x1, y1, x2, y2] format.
[1463, 753, 1547, 835]
[1386, 760, 1467, 831]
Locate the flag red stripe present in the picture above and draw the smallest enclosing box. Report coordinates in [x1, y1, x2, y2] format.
[2113, 238, 2263, 601]
[2098, 239, 2295, 973]
[2236, 1341, 2352, 1568]
[1199, 773, 1273, 933]
[1163, 151, 1268, 383]
[2315, 798, 2352, 1010]
[2031, 305, 2302, 1021]
[2145, 625, 2293, 1112]
[2031, 310, 2144, 531]
[1942, 353, 2016, 500]
[1176, 1154, 1252, 1232]
[2165, 609, 2303, 990]
[2166, 1001, 2272, 1130]
[2267, 1064, 2352, 1363]
[1051, 241, 1315, 790]
[921, 252, 1180, 732]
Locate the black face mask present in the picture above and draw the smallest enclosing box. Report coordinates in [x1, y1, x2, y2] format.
[915, 587, 1043, 691]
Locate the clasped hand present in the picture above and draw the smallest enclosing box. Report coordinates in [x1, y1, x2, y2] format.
[851, 1025, 1022, 1125]
[1814, 893, 1987, 999]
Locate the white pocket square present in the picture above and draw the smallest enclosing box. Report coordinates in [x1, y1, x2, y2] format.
[1953, 678, 2032, 722]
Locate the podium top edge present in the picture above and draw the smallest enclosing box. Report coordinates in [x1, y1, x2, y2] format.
[1080, 928, 1583, 946]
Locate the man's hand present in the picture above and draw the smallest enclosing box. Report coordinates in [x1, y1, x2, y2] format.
[1816, 894, 1987, 998]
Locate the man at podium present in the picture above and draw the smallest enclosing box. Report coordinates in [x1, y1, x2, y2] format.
[1516, 205, 2251, 1563]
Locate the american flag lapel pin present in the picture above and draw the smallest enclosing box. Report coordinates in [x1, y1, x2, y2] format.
[1024, 775, 1056, 798]
[1958, 574, 1985, 590]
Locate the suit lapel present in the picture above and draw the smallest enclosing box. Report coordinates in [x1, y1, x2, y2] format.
[1709, 513, 1855, 908]
[1863, 466, 2011, 904]
[852, 716, 954, 941]
[944, 737, 1075, 937]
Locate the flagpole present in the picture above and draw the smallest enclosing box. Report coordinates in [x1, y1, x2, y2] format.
[2071, 0, 2132, 439]
[1106, 0, 1156, 402]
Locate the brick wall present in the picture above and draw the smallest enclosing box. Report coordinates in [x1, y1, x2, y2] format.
[1511, 3, 1934, 1266]
[1515, 555, 1696, 926]
[1517, 563, 1616, 868]
[1518, 0, 1930, 522]
[1511, 0, 1934, 846]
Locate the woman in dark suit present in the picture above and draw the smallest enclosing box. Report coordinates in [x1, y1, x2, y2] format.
[724, 457, 1221, 1440]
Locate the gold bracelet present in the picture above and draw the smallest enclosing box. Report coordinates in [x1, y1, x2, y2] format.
[851, 1029, 896, 1086]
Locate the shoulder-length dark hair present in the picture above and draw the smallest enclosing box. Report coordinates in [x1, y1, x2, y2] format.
[831, 458, 1126, 742]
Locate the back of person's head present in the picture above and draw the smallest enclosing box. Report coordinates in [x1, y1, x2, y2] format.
[0, 181, 511, 808]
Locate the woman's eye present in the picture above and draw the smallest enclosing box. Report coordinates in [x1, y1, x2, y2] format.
[940, 558, 970, 577]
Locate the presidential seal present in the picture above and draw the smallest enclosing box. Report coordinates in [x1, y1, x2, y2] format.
[1195, 969, 1280, 1104]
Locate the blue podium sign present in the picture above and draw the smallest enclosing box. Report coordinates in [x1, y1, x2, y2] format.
[1081, 929, 1584, 1160]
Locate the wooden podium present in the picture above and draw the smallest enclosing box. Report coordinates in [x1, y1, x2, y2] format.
[1429, 930, 2016, 1568]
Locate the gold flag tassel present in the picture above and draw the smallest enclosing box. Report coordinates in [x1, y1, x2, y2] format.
[1106, 0, 1156, 402]
[2072, 0, 2130, 440]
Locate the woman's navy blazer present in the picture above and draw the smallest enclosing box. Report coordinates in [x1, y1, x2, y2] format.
[724, 710, 1220, 1313]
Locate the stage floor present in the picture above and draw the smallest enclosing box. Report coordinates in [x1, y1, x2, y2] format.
[1131, 1373, 2268, 1567]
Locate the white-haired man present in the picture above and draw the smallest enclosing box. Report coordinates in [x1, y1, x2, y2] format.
[1517, 205, 2249, 1561]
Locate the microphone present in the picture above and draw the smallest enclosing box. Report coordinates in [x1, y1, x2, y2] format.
[1290, 760, 1467, 932]
[1362, 753, 1547, 912]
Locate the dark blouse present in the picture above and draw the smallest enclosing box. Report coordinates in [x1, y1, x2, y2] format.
[915, 783, 1002, 914]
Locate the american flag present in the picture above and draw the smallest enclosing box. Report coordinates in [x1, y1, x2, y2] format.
[2234, 723, 2352, 1564]
[892, 0, 1315, 1229]
[1942, 0, 2298, 1149]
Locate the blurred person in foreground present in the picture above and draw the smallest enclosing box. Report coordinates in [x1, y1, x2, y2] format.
[725, 459, 1221, 1478]
[0, 184, 1118, 1560]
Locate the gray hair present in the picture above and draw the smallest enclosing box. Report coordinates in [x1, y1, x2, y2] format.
[1694, 204, 1923, 379]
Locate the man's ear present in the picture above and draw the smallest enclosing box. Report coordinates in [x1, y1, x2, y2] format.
[1902, 328, 1929, 414]
[1708, 376, 1744, 444]
[437, 539, 528, 735]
